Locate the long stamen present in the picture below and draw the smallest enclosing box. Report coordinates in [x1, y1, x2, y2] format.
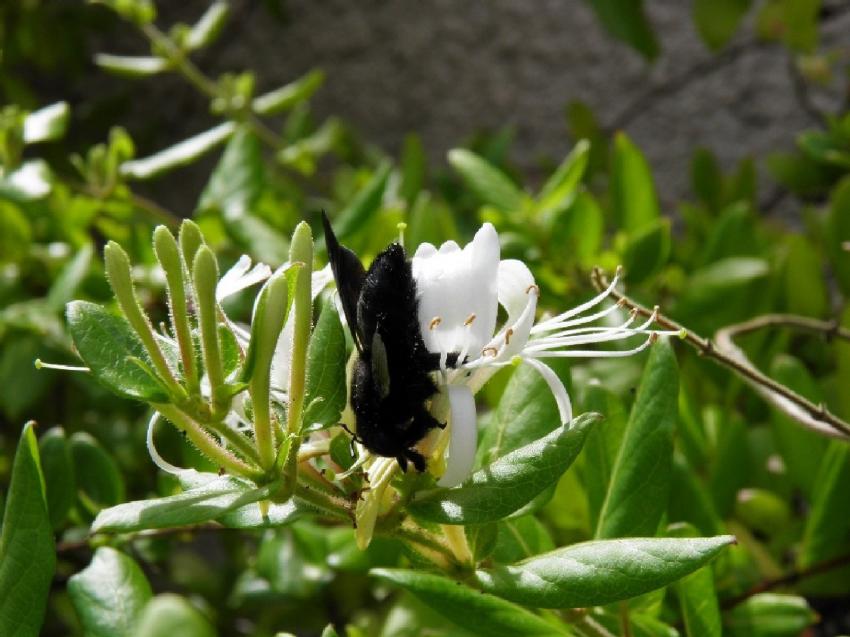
[534, 266, 622, 329]
[530, 332, 659, 358]
[34, 359, 90, 372]
[531, 297, 627, 334]
[530, 308, 640, 344]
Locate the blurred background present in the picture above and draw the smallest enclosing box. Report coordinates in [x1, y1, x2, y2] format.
[8, 0, 850, 215]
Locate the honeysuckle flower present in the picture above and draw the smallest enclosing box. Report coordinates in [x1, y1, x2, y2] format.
[411, 223, 676, 487]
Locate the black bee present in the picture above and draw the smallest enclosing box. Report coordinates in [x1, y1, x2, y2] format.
[321, 212, 457, 472]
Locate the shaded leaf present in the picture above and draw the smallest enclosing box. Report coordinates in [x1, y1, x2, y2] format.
[38, 428, 75, 530]
[68, 547, 152, 637]
[372, 569, 568, 636]
[596, 338, 678, 538]
[303, 300, 347, 429]
[0, 423, 55, 637]
[66, 301, 168, 402]
[448, 148, 525, 213]
[135, 594, 216, 637]
[583, 0, 660, 59]
[70, 432, 126, 511]
[611, 132, 661, 234]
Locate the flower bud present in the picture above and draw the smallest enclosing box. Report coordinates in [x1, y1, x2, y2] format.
[192, 246, 226, 414]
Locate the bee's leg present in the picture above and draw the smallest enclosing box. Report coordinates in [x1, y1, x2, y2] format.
[339, 421, 363, 445]
[421, 351, 462, 371]
[396, 454, 409, 473]
[405, 449, 427, 473]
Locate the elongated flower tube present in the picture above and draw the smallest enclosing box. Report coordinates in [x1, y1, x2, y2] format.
[410, 223, 678, 486]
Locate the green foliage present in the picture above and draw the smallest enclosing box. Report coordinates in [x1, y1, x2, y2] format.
[409, 413, 598, 524]
[0, 424, 54, 637]
[6, 1, 850, 634]
[68, 547, 152, 637]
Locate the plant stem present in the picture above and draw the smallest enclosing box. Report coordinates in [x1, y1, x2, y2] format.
[156, 404, 262, 480]
[140, 23, 283, 151]
[590, 268, 850, 438]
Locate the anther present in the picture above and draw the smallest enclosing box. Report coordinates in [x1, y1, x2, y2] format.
[526, 284, 540, 295]
[505, 328, 514, 345]
[464, 313, 477, 326]
[616, 298, 628, 307]
[482, 347, 498, 357]
[429, 316, 442, 330]
[628, 308, 639, 318]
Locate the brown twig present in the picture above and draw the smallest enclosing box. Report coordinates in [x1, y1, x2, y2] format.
[723, 551, 850, 608]
[590, 268, 850, 438]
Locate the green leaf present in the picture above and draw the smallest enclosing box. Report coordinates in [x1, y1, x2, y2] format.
[782, 234, 827, 317]
[477, 359, 571, 466]
[476, 535, 734, 608]
[185, 1, 229, 51]
[399, 134, 426, 206]
[694, 0, 752, 50]
[798, 441, 850, 594]
[669, 524, 722, 637]
[22, 102, 70, 144]
[581, 383, 628, 532]
[253, 70, 325, 115]
[92, 475, 277, 532]
[46, 243, 94, 312]
[198, 126, 264, 219]
[536, 139, 589, 215]
[827, 177, 850, 296]
[596, 338, 678, 539]
[756, 0, 820, 52]
[768, 354, 827, 499]
[332, 161, 392, 238]
[38, 428, 76, 530]
[95, 54, 169, 77]
[66, 300, 169, 402]
[582, 0, 660, 60]
[121, 122, 235, 180]
[448, 148, 525, 212]
[70, 432, 126, 511]
[135, 594, 216, 637]
[303, 300, 347, 430]
[724, 593, 817, 637]
[492, 515, 555, 564]
[611, 132, 661, 234]
[68, 547, 153, 637]
[408, 412, 598, 524]
[549, 192, 604, 267]
[0, 422, 55, 637]
[217, 497, 306, 529]
[622, 217, 671, 284]
[372, 569, 568, 636]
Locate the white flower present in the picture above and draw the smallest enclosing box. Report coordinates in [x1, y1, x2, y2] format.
[412, 223, 675, 487]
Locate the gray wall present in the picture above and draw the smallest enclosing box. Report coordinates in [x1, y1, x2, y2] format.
[129, 1, 850, 212]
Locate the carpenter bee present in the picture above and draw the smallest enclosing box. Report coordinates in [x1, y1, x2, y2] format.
[321, 212, 457, 472]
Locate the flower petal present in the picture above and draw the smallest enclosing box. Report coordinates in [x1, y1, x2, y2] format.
[216, 255, 272, 302]
[523, 357, 573, 425]
[497, 259, 536, 325]
[412, 224, 500, 357]
[437, 385, 478, 487]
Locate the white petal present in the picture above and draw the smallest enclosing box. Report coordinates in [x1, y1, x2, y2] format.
[472, 283, 538, 366]
[523, 358, 573, 425]
[412, 224, 500, 356]
[311, 264, 334, 299]
[216, 255, 272, 301]
[497, 259, 536, 325]
[437, 385, 478, 487]
[146, 411, 184, 475]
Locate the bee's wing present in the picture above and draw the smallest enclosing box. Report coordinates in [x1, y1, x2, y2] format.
[322, 211, 367, 352]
